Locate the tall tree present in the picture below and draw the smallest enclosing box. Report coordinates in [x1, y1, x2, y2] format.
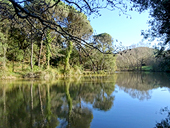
[0, 0, 130, 52]
[91, 33, 116, 72]
[0, 25, 8, 69]
[55, 4, 93, 71]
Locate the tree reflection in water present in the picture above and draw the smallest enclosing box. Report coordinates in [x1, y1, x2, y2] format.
[155, 107, 170, 128]
[0, 75, 116, 128]
[0, 73, 170, 127]
[116, 72, 170, 101]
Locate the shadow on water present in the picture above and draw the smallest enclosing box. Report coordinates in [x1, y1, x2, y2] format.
[0, 75, 117, 128]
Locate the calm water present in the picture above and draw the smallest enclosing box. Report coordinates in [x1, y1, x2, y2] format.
[0, 72, 170, 128]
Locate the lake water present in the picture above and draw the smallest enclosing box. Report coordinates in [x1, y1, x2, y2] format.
[0, 72, 170, 128]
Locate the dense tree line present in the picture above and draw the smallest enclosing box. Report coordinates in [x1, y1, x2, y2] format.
[0, 1, 118, 78]
[1, 0, 170, 78]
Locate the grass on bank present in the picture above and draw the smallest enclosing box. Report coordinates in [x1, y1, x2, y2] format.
[117, 65, 153, 71]
[142, 66, 153, 71]
[0, 61, 113, 79]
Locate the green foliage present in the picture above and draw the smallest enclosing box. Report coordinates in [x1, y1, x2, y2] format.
[64, 41, 73, 71]
[104, 54, 117, 72]
[83, 33, 117, 72]
[93, 33, 114, 52]
[142, 66, 153, 71]
[0, 1, 118, 78]
[46, 30, 53, 69]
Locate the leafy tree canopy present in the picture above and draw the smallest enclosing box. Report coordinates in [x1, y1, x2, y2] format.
[93, 33, 114, 52]
[0, 0, 131, 52]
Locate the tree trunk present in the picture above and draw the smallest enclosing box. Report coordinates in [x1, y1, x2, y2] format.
[64, 41, 73, 71]
[22, 50, 26, 71]
[30, 41, 33, 71]
[46, 43, 50, 69]
[30, 28, 33, 71]
[13, 53, 15, 72]
[140, 59, 144, 71]
[97, 61, 98, 71]
[47, 54, 50, 69]
[79, 48, 82, 65]
[90, 64, 93, 71]
[38, 37, 43, 67]
[79, 96, 81, 108]
[101, 55, 105, 70]
[2, 45, 6, 69]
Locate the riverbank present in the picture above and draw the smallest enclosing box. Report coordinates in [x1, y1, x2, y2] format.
[0, 67, 114, 80]
[1, 66, 168, 80]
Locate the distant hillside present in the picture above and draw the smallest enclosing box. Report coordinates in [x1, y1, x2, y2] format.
[116, 47, 154, 57]
[116, 47, 155, 71]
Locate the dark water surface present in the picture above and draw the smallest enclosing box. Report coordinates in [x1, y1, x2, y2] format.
[0, 72, 170, 128]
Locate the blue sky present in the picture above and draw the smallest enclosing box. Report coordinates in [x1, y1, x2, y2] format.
[90, 9, 151, 47]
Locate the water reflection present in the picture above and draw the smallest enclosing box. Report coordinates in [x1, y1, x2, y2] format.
[0, 73, 170, 127]
[116, 72, 170, 100]
[0, 75, 116, 128]
[155, 107, 170, 128]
